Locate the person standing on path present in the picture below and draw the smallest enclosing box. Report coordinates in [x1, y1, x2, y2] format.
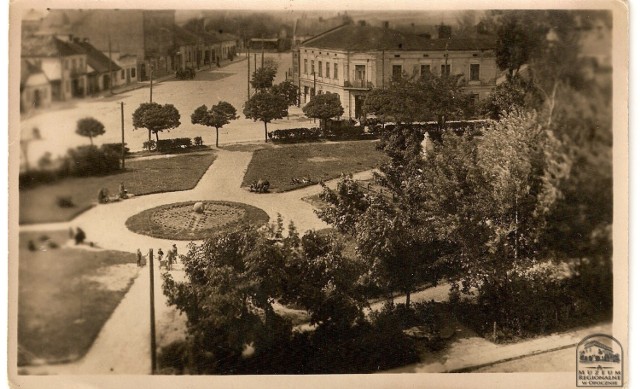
[158, 248, 164, 269]
[136, 249, 143, 267]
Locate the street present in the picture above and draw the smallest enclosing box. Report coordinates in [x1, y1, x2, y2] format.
[20, 52, 311, 168]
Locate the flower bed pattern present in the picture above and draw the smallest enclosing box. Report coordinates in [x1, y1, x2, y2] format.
[126, 201, 269, 240]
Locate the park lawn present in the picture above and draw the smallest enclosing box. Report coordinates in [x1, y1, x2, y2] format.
[18, 231, 138, 366]
[242, 141, 387, 192]
[19, 151, 216, 224]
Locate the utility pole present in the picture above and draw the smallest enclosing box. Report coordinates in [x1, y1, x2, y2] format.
[149, 65, 153, 103]
[261, 35, 265, 68]
[108, 36, 113, 94]
[247, 39, 250, 100]
[149, 248, 157, 374]
[120, 102, 125, 169]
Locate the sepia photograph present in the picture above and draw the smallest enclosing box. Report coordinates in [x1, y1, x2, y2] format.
[8, 0, 628, 387]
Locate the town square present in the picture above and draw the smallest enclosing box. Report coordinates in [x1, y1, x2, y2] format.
[11, 4, 625, 385]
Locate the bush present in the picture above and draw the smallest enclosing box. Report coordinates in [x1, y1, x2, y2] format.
[66, 145, 121, 177]
[101, 143, 130, 156]
[56, 195, 74, 208]
[194, 136, 203, 146]
[268, 128, 322, 143]
[143, 140, 156, 151]
[19, 169, 60, 189]
[455, 257, 613, 342]
[159, 340, 188, 374]
[324, 120, 369, 140]
[156, 138, 193, 152]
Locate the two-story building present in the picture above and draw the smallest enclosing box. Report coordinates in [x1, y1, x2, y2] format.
[21, 35, 88, 101]
[74, 39, 123, 94]
[294, 23, 498, 120]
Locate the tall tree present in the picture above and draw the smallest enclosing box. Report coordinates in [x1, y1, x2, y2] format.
[75, 117, 105, 146]
[132, 102, 181, 143]
[251, 66, 277, 91]
[191, 101, 238, 147]
[363, 74, 471, 129]
[302, 93, 344, 130]
[243, 91, 288, 142]
[271, 80, 299, 107]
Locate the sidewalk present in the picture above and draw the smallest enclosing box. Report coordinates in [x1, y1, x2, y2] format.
[385, 322, 611, 373]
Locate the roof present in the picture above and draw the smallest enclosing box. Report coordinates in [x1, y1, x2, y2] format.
[301, 24, 496, 52]
[73, 40, 122, 74]
[22, 35, 86, 57]
[294, 15, 352, 37]
[174, 24, 200, 46]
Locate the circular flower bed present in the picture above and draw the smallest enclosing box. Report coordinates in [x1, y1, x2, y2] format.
[125, 201, 270, 240]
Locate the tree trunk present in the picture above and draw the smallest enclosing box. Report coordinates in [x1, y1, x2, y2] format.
[89, 135, 93, 146]
[148, 129, 152, 149]
[155, 131, 159, 143]
[405, 291, 411, 307]
[264, 121, 268, 143]
[216, 127, 219, 148]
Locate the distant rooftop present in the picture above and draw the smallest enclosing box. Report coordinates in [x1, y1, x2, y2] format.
[73, 40, 122, 74]
[300, 24, 495, 52]
[21, 35, 85, 57]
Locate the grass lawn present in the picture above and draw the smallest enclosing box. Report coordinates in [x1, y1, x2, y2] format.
[242, 141, 387, 192]
[18, 231, 138, 366]
[19, 151, 216, 224]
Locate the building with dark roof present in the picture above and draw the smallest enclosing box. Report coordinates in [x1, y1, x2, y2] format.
[39, 9, 177, 80]
[21, 35, 88, 101]
[293, 23, 499, 120]
[20, 59, 51, 113]
[73, 39, 122, 94]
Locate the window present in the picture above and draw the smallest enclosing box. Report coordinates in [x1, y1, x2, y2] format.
[121, 69, 125, 79]
[304, 59, 308, 74]
[304, 86, 309, 95]
[334, 63, 338, 79]
[318, 61, 322, 77]
[420, 64, 431, 77]
[355, 65, 366, 81]
[79, 58, 84, 69]
[470, 64, 480, 81]
[72, 58, 77, 70]
[441, 64, 451, 76]
[392, 65, 402, 80]
[131, 67, 136, 78]
[311, 60, 315, 75]
[326, 62, 330, 78]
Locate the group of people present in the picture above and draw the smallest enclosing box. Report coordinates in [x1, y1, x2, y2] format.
[136, 244, 179, 270]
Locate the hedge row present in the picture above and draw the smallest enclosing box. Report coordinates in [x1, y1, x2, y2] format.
[268, 124, 377, 144]
[20, 144, 127, 189]
[143, 137, 203, 151]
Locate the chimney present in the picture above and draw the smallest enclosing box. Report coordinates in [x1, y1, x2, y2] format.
[438, 24, 452, 39]
[358, 20, 366, 27]
[383, 21, 389, 29]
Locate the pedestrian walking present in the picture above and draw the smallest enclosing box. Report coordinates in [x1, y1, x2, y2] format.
[136, 248, 143, 267]
[171, 244, 178, 264]
[158, 248, 164, 269]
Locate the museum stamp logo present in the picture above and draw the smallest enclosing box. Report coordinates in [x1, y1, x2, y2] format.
[576, 334, 623, 387]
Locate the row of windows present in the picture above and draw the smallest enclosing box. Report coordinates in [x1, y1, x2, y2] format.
[303, 59, 339, 79]
[303, 60, 481, 82]
[64, 57, 85, 72]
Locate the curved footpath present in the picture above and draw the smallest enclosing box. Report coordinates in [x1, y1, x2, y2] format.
[19, 149, 373, 374]
[18, 150, 609, 375]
